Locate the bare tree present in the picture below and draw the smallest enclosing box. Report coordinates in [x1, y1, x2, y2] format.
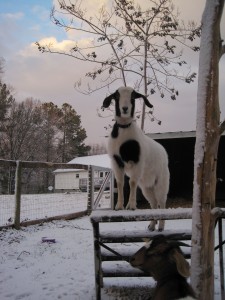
[113, 0, 200, 129]
[191, 0, 225, 299]
[36, 0, 200, 129]
[0, 98, 44, 161]
[0, 99, 45, 193]
[88, 143, 107, 155]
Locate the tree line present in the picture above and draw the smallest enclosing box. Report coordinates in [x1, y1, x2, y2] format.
[0, 60, 91, 193]
[0, 85, 90, 163]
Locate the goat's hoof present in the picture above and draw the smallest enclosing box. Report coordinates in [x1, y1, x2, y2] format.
[115, 205, 124, 210]
[126, 205, 136, 210]
[148, 226, 155, 232]
[158, 228, 164, 232]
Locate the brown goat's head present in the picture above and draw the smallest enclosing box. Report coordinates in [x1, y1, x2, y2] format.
[130, 236, 190, 281]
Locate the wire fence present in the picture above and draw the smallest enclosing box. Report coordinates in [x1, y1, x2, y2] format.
[0, 191, 112, 227]
[0, 159, 112, 228]
[0, 192, 88, 227]
[0, 160, 85, 228]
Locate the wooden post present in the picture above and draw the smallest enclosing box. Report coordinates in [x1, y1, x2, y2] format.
[92, 221, 102, 300]
[191, 0, 224, 298]
[14, 160, 22, 230]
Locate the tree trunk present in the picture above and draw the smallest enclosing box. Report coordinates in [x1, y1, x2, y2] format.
[191, 0, 224, 299]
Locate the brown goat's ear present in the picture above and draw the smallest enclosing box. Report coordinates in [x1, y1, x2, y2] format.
[102, 91, 118, 109]
[132, 91, 153, 108]
[142, 238, 150, 242]
[171, 249, 190, 278]
[168, 240, 191, 249]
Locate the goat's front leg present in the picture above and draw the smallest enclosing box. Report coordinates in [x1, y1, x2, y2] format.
[126, 179, 137, 210]
[115, 181, 124, 210]
[141, 187, 158, 231]
[114, 171, 125, 210]
[157, 202, 166, 231]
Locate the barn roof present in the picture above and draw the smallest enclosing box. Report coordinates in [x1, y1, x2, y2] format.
[53, 168, 87, 174]
[148, 130, 225, 140]
[148, 131, 196, 140]
[53, 154, 111, 174]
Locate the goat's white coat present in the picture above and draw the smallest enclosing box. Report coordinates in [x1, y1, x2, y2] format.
[105, 87, 170, 230]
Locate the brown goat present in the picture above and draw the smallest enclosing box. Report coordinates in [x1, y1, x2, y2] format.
[130, 236, 196, 300]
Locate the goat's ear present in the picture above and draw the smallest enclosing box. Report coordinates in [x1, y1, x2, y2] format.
[102, 91, 118, 109]
[168, 240, 191, 248]
[142, 238, 150, 242]
[132, 91, 153, 108]
[171, 249, 190, 278]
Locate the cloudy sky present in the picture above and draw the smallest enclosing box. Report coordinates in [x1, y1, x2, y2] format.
[0, 0, 224, 145]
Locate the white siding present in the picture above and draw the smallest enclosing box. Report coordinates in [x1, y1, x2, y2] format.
[54, 167, 110, 191]
[55, 170, 87, 190]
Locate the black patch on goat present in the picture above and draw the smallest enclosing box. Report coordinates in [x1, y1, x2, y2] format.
[130, 93, 136, 117]
[115, 99, 121, 117]
[119, 140, 140, 163]
[113, 91, 121, 117]
[102, 90, 119, 109]
[111, 123, 119, 138]
[113, 154, 124, 169]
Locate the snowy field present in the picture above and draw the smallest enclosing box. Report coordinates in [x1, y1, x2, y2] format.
[0, 212, 224, 299]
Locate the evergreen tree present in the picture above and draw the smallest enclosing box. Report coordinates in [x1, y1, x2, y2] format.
[57, 103, 90, 162]
[0, 80, 14, 122]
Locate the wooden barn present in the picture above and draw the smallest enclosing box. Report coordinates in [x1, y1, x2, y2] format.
[148, 131, 225, 201]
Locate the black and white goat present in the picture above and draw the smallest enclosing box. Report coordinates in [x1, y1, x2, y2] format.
[130, 236, 196, 300]
[102, 86, 170, 231]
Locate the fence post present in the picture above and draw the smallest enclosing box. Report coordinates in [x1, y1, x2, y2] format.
[14, 160, 22, 229]
[87, 165, 94, 214]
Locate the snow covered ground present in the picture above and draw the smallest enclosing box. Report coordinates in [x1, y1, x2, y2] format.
[0, 212, 224, 299]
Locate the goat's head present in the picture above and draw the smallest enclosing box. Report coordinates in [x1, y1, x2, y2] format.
[130, 236, 190, 281]
[102, 87, 153, 123]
